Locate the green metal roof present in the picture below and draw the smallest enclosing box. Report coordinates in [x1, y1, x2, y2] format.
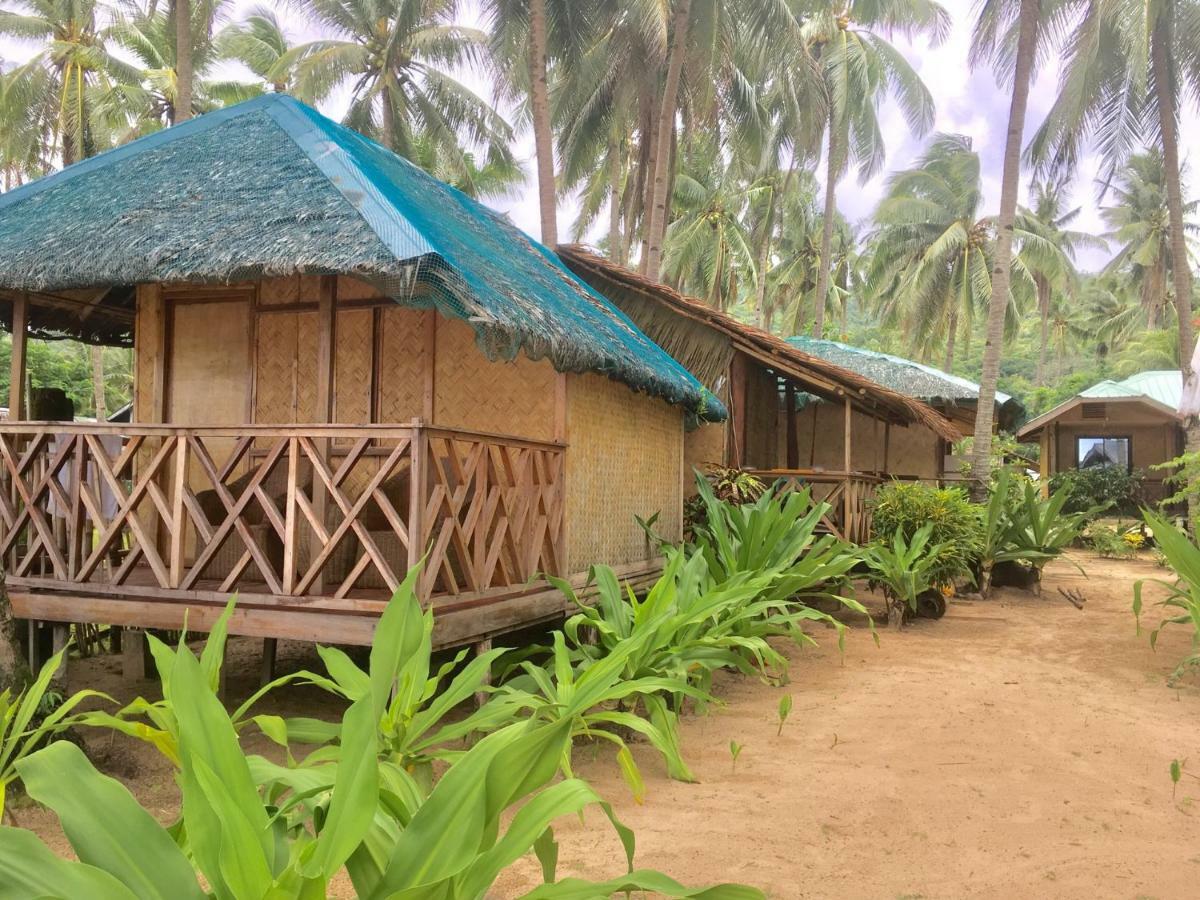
[786, 336, 1019, 411]
[0, 94, 723, 421]
[1080, 370, 1182, 409]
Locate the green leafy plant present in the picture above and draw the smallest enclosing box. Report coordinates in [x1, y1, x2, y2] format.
[1049, 466, 1140, 516]
[1133, 511, 1200, 685]
[2, 589, 764, 899]
[683, 465, 765, 538]
[0, 647, 107, 821]
[777, 695, 793, 736]
[871, 481, 982, 589]
[859, 523, 949, 628]
[729, 740, 743, 774]
[1084, 523, 1137, 559]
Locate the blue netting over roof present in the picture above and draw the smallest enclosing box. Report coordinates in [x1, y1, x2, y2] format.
[0, 94, 723, 422]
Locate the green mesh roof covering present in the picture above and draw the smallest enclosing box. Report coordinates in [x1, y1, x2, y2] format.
[786, 336, 1021, 413]
[1080, 370, 1182, 408]
[0, 94, 722, 421]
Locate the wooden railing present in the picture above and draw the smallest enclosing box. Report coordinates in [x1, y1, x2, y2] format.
[747, 469, 882, 544]
[0, 422, 565, 606]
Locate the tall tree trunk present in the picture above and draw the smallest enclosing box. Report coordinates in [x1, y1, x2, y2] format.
[754, 183, 778, 327]
[175, 0, 193, 124]
[91, 346, 105, 420]
[944, 306, 958, 373]
[643, 0, 691, 281]
[969, 0, 1038, 498]
[637, 93, 659, 273]
[1035, 275, 1050, 385]
[528, 0, 557, 247]
[1152, 16, 1199, 529]
[813, 114, 839, 340]
[381, 93, 396, 150]
[608, 137, 623, 263]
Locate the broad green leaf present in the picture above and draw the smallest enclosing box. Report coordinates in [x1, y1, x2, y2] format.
[0, 825, 136, 900]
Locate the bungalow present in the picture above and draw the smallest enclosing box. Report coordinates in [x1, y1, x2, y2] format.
[786, 338, 1025, 482]
[0, 95, 723, 661]
[557, 246, 960, 543]
[1017, 371, 1183, 502]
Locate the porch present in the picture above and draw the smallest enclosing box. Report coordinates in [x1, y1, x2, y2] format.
[0, 420, 627, 648]
[744, 469, 881, 545]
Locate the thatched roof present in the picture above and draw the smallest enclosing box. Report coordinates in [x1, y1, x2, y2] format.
[558, 245, 960, 442]
[787, 337, 1024, 430]
[0, 95, 721, 421]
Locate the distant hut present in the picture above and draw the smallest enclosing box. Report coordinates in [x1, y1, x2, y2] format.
[786, 338, 1025, 482]
[0, 95, 722, 666]
[1017, 371, 1183, 502]
[557, 246, 960, 543]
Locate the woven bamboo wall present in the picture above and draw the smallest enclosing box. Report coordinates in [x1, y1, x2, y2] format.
[334, 308, 373, 425]
[435, 317, 556, 441]
[377, 306, 427, 423]
[254, 311, 298, 423]
[566, 373, 683, 572]
[684, 422, 726, 492]
[788, 403, 940, 478]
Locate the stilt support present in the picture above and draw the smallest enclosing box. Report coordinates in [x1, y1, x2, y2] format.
[260, 638, 277, 687]
[474, 638, 493, 709]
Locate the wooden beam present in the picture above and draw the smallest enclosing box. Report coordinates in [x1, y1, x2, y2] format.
[843, 396, 852, 535]
[1039, 428, 1050, 497]
[784, 381, 798, 469]
[8, 292, 27, 420]
[423, 311, 437, 422]
[883, 420, 891, 474]
[729, 353, 747, 467]
[311, 276, 338, 592]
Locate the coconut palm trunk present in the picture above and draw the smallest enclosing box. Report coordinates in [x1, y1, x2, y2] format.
[753, 183, 777, 326]
[608, 136, 622, 262]
[528, 0, 557, 246]
[175, 0, 192, 123]
[969, 0, 1038, 497]
[1151, 16, 1199, 526]
[1035, 275, 1050, 385]
[944, 306, 958, 373]
[643, 0, 691, 281]
[813, 117, 838, 339]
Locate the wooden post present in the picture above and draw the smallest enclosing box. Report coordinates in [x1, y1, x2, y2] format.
[883, 420, 891, 475]
[843, 396, 852, 539]
[260, 637, 277, 687]
[9, 292, 27, 420]
[311, 276, 337, 593]
[784, 381, 798, 470]
[729, 353, 747, 467]
[122, 627, 147, 681]
[408, 418, 428, 598]
[473, 638, 493, 709]
[169, 435, 189, 588]
[1039, 427, 1051, 497]
[50, 624, 69, 687]
[422, 311, 437, 422]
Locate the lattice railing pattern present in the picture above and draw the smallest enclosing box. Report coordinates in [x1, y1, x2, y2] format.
[0, 422, 565, 603]
[749, 470, 881, 544]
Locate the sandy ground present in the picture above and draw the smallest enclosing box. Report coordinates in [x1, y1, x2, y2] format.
[13, 553, 1200, 899]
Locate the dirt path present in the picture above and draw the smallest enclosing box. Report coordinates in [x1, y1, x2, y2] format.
[16, 554, 1200, 898]
[491, 555, 1200, 899]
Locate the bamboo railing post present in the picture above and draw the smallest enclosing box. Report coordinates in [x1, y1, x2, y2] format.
[407, 420, 428, 599]
[169, 435, 189, 588]
[282, 437, 299, 594]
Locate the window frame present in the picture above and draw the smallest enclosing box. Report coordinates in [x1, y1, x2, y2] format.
[1074, 434, 1133, 473]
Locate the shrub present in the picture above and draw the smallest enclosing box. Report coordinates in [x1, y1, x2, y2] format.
[871, 481, 982, 589]
[683, 466, 765, 539]
[1134, 511, 1200, 685]
[1048, 466, 1141, 516]
[859, 524, 948, 628]
[1084, 523, 1137, 559]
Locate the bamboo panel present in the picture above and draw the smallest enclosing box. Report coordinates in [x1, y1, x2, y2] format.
[378, 306, 427, 423]
[566, 373, 683, 572]
[298, 276, 325, 303]
[683, 422, 726, 491]
[744, 363, 780, 468]
[259, 276, 300, 307]
[337, 276, 380, 301]
[254, 313, 297, 423]
[335, 309, 373, 425]
[295, 312, 319, 423]
[435, 318, 555, 441]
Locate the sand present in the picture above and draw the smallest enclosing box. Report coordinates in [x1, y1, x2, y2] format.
[12, 553, 1200, 899]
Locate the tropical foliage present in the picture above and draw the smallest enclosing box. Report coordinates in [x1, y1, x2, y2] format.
[1134, 510, 1200, 685]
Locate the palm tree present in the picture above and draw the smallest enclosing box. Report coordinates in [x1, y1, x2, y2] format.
[1030, 0, 1200, 515]
[1100, 150, 1198, 330]
[803, 0, 948, 339]
[0, 63, 48, 186]
[217, 5, 296, 92]
[661, 136, 758, 310]
[866, 134, 1053, 372]
[278, 0, 513, 177]
[98, 0, 253, 137]
[175, 0, 192, 121]
[967, 0, 1046, 493]
[1025, 174, 1107, 384]
[0, 0, 137, 164]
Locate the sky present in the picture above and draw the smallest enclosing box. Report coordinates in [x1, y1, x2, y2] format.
[3, 0, 1197, 272]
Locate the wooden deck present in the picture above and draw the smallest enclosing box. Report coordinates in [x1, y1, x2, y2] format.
[0, 420, 607, 647]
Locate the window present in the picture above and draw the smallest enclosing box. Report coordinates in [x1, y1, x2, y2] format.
[1076, 436, 1131, 471]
